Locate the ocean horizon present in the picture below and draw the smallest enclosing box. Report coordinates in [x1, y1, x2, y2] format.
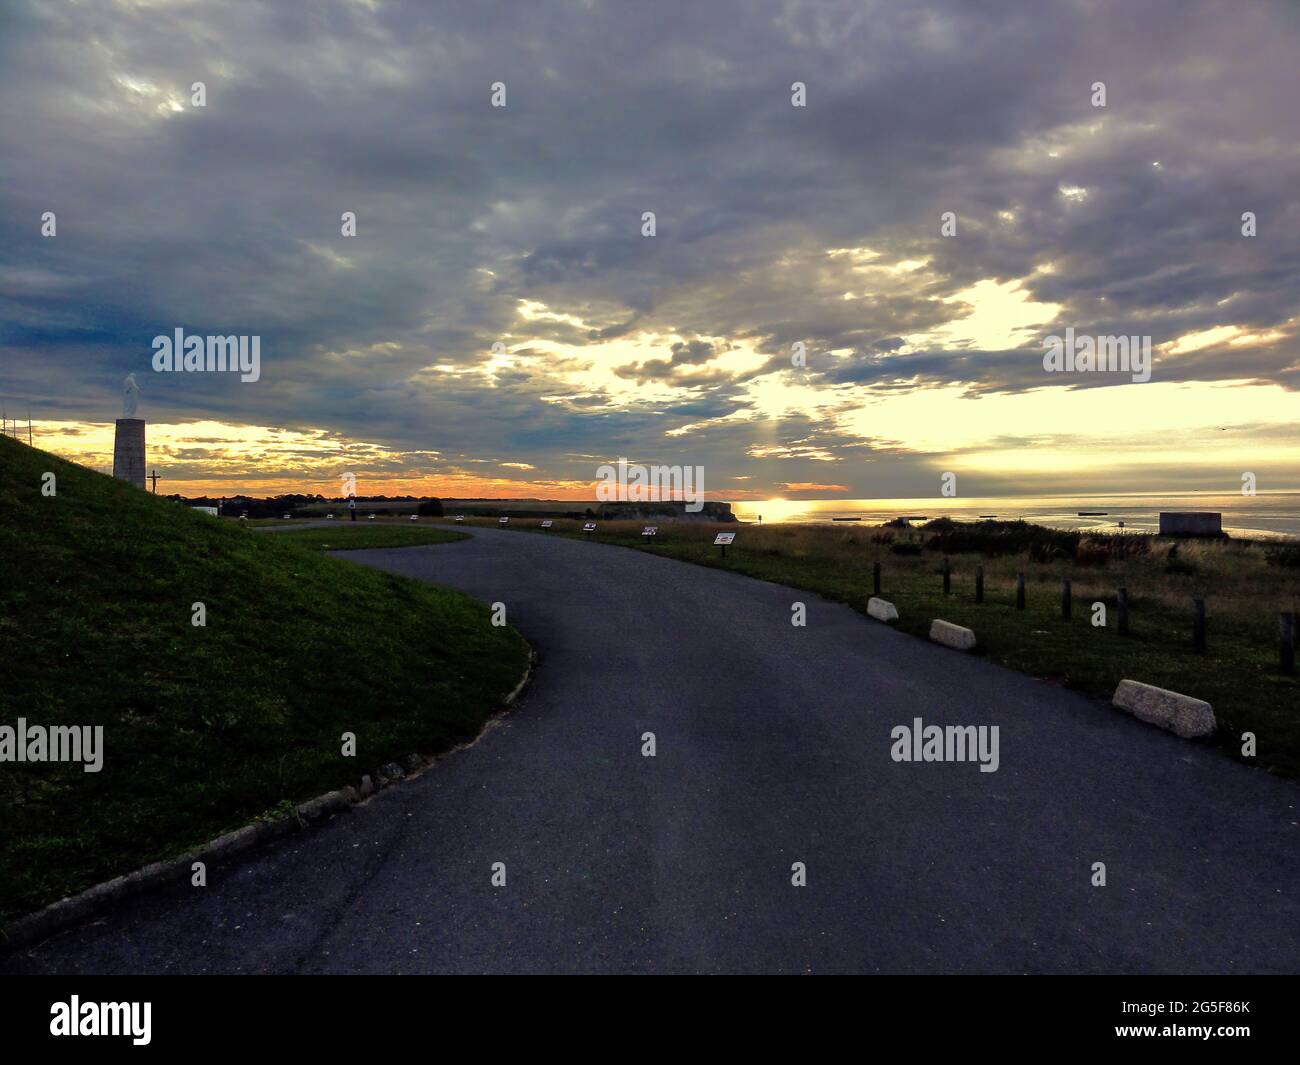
[730, 491, 1300, 540]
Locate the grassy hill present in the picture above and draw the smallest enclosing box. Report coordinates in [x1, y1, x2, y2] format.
[0, 436, 529, 924]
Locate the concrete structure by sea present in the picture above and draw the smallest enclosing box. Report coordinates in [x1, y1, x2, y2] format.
[1158, 512, 1223, 537]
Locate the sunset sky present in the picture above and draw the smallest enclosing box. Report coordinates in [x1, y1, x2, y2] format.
[2, 0, 1297, 499]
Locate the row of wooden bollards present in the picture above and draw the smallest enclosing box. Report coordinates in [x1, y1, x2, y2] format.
[872, 557, 1298, 676]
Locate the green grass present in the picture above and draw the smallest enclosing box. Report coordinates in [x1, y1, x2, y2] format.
[238, 517, 316, 526]
[0, 437, 529, 924]
[267, 525, 468, 551]
[444, 515, 1300, 778]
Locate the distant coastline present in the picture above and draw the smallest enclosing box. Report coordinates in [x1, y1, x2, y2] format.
[176, 491, 1300, 539]
[731, 492, 1300, 540]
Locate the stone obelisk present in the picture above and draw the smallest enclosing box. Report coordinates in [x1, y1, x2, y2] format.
[113, 373, 146, 488]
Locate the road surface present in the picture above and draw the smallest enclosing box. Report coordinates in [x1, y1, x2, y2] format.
[6, 527, 1298, 973]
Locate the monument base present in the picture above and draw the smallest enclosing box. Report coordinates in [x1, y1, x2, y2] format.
[113, 418, 146, 489]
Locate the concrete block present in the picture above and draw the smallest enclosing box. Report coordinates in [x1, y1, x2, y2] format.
[1158, 512, 1222, 537]
[112, 418, 146, 488]
[929, 619, 976, 651]
[1112, 679, 1215, 738]
[868, 597, 899, 622]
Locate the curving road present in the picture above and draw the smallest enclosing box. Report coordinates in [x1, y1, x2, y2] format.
[6, 527, 1298, 973]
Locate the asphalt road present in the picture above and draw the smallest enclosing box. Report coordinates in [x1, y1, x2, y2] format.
[7, 527, 1298, 973]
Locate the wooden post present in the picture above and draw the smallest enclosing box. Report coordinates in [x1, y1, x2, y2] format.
[1281, 613, 1295, 675]
[942, 557, 950, 595]
[1117, 587, 1129, 636]
[1061, 578, 1071, 620]
[1192, 598, 1206, 653]
[873, 561, 881, 596]
[975, 565, 984, 604]
[1015, 572, 1025, 610]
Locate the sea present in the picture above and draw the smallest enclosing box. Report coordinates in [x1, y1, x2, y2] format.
[729, 493, 1300, 540]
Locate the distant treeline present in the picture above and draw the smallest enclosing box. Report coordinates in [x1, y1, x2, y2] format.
[170, 493, 441, 518]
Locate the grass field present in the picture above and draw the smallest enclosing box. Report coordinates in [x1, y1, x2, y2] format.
[440, 514, 1300, 778]
[268, 525, 468, 551]
[0, 437, 529, 924]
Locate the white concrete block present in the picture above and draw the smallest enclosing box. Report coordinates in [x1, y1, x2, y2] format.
[929, 619, 976, 651]
[1112, 679, 1215, 739]
[868, 597, 899, 622]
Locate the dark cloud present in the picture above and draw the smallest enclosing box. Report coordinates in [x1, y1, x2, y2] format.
[613, 338, 729, 383]
[1, 0, 1297, 495]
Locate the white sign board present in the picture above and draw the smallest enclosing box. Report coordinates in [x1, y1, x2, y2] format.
[583, 522, 597, 532]
[714, 532, 735, 545]
[642, 526, 658, 537]
[540, 520, 553, 528]
[499, 516, 509, 524]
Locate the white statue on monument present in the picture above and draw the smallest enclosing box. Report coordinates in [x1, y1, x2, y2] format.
[123, 373, 140, 417]
[113, 374, 147, 487]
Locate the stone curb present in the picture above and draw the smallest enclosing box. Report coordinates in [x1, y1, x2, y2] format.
[1112, 678, 1215, 739]
[0, 652, 535, 954]
[929, 618, 976, 651]
[867, 597, 899, 622]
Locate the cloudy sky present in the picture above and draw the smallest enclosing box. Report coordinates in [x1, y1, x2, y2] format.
[2, 0, 1297, 500]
